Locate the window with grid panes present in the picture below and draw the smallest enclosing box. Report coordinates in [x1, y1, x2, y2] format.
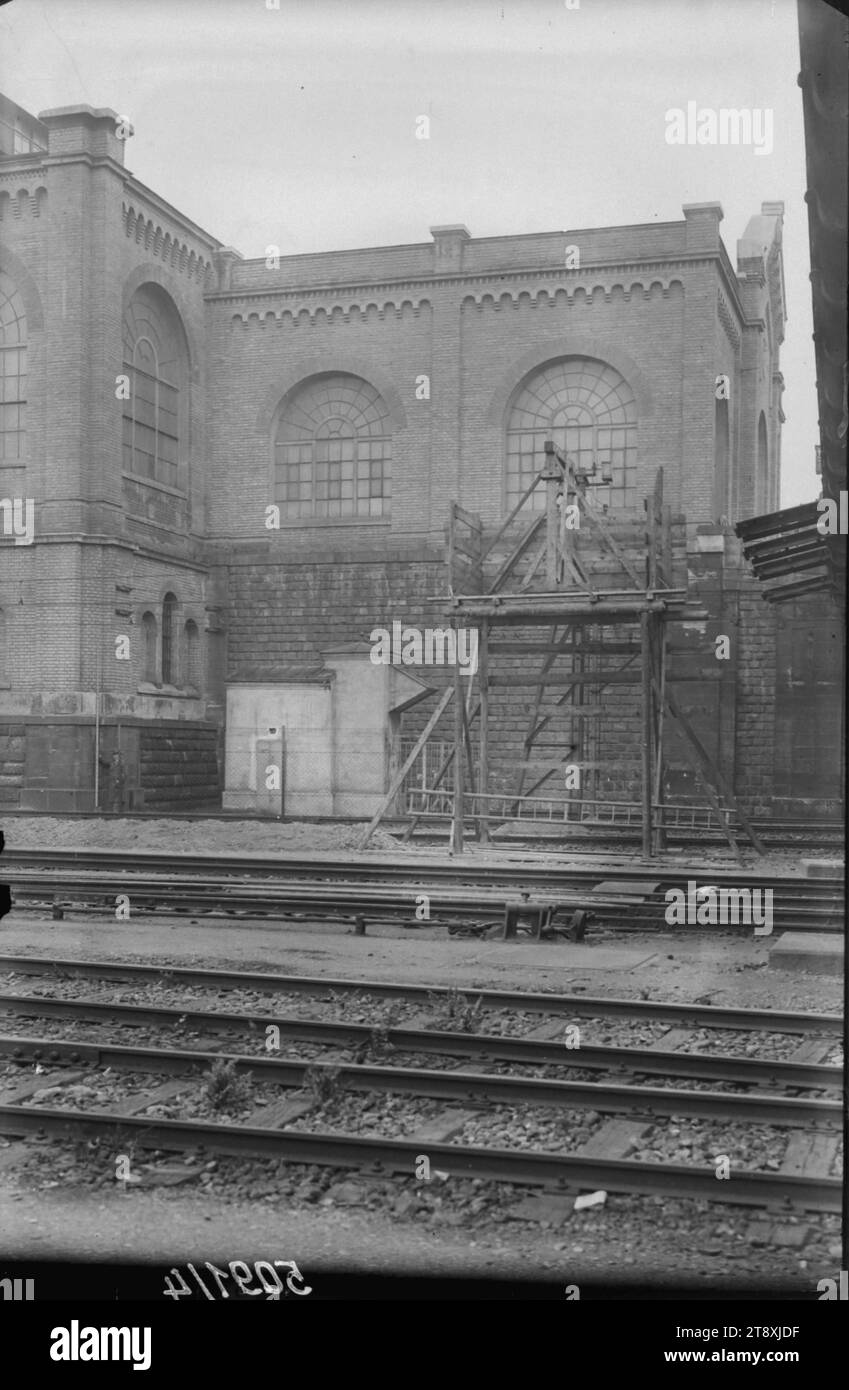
[274, 374, 391, 519]
[0, 273, 26, 464]
[122, 288, 186, 490]
[506, 358, 637, 515]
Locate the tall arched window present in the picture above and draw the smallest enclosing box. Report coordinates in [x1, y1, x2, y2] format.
[274, 373, 392, 519]
[184, 619, 200, 690]
[161, 593, 177, 684]
[756, 413, 769, 513]
[714, 397, 730, 521]
[122, 286, 188, 490]
[141, 612, 158, 683]
[506, 358, 638, 514]
[0, 272, 26, 464]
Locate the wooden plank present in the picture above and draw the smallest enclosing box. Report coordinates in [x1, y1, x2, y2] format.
[359, 685, 454, 848]
[244, 1094, 315, 1129]
[490, 641, 641, 656]
[408, 1109, 480, 1144]
[0, 1069, 86, 1103]
[489, 512, 546, 593]
[492, 672, 640, 686]
[788, 1038, 835, 1065]
[517, 537, 548, 593]
[478, 622, 490, 845]
[450, 537, 481, 565]
[579, 1118, 652, 1160]
[780, 1132, 841, 1178]
[453, 503, 482, 532]
[452, 657, 465, 853]
[480, 473, 543, 561]
[111, 1079, 192, 1118]
[641, 612, 653, 856]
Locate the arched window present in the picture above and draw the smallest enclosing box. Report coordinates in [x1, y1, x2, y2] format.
[506, 358, 638, 515]
[161, 593, 177, 684]
[184, 619, 200, 690]
[0, 272, 26, 463]
[714, 398, 730, 521]
[274, 373, 392, 519]
[141, 612, 158, 683]
[756, 413, 769, 513]
[122, 286, 188, 490]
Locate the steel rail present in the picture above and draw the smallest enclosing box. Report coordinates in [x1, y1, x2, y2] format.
[3, 872, 842, 933]
[0, 992, 842, 1089]
[2, 847, 843, 892]
[0, 961, 839, 1039]
[0, 1102, 839, 1211]
[0, 1033, 841, 1127]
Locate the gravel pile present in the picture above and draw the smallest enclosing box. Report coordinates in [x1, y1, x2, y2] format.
[1, 815, 401, 856]
[677, 1026, 833, 1061]
[451, 1104, 604, 1154]
[285, 1091, 454, 1140]
[632, 1119, 788, 1171]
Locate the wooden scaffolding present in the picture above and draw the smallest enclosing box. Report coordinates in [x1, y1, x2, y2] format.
[360, 442, 764, 858]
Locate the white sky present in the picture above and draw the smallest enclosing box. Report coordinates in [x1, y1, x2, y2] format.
[0, 0, 820, 506]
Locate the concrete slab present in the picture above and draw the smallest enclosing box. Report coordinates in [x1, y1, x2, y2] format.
[769, 931, 844, 976]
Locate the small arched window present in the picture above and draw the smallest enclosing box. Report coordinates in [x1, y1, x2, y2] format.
[506, 358, 638, 515]
[0, 272, 27, 464]
[274, 373, 392, 519]
[141, 612, 158, 683]
[184, 619, 200, 690]
[161, 593, 177, 684]
[122, 286, 188, 490]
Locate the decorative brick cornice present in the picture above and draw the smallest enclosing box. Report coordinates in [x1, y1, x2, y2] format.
[717, 289, 742, 351]
[229, 296, 432, 328]
[462, 275, 685, 309]
[122, 202, 214, 285]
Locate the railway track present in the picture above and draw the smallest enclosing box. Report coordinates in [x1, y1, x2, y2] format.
[0, 956, 842, 1213]
[1, 850, 843, 932]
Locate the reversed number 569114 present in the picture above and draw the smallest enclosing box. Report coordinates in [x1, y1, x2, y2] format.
[163, 1260, 311, 1300]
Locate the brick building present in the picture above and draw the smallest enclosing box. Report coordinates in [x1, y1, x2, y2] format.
[0, 94, 842, 817]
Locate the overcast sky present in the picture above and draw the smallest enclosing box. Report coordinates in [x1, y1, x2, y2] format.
[0, 0, 820, 506]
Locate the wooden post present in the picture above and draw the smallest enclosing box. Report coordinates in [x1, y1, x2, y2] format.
[452, 641, 465, 854]
[640, 610, 653, 857]
[478, 621, 490, 845]
[652, 616, 668, 853]
[542, 442, 562, 587]
[358, 685, 453, 849]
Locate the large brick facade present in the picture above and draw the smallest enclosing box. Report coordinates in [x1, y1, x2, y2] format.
[0, 95, 842, 815]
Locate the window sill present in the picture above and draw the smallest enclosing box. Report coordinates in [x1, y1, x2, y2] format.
[271, 516, 392, 530]
[137, 683, 199, 698]
[123, 472, 188, 500]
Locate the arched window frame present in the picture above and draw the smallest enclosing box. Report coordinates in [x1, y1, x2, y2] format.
[122, 288, 187, 492]
[273, 374, 392, 520]
[141, 612, 158, 684]
[161, 593, 178, 685]
[0, 272, 27, 464]
[184, 618, 201, 691]
[505, 358, 638, 516]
